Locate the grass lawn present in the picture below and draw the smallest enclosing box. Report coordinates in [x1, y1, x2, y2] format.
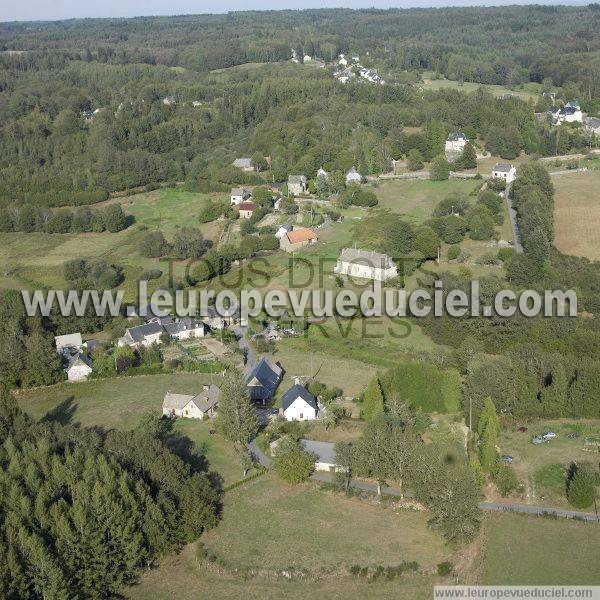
[420, 74, 541, 101]
[0, 187, 225, 298]
[16, 372, 244, 485]
[128, 474, 452, 599]
[554, 170, 600, 260]
[499, 419, 600, 507]
[482, 512, 600, 585]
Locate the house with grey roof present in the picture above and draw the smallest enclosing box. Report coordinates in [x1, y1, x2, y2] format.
[275, 222, 294, 239]
[300, 439, 347, 472]
[288, 175, 308, 196]
[491, 162, 517, 184]
[584, 116, 600, 137]
[445, 131, 468, 153]
[334, 248, 398, 282]
[65, 352, 93, 382]
[55, 333, 83, 355]
[233, 158, 254, 172]
[118, 322, 165, 348]
[281, 384, 318, 421]
[345, 166, 362, 185]
[245, 357, 283, 403]
[230, 187, 252, 205]
[162, 384, 220, 420]
[163, 317, 206, 340]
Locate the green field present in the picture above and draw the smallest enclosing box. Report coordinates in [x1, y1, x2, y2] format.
[420, 74, 541, 101]
[16, 372, 244, 485]
[0, 187, 226, 298]
[129, 475, 452, 599]
[482, 512, 600, 585]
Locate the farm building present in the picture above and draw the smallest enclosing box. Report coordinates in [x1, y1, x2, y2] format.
[280, 227, 318, 252]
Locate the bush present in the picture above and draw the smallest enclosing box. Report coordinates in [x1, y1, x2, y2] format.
[437, 561, 454, 576]
[492, 465, 519, 496]
[274, 439, 315, 484]
[139, 269, 162, 281]
[447, 246, 460, 261]
[566, 464, 597, 509]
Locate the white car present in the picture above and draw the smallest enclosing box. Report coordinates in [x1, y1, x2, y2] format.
[542, 432, 557, 440]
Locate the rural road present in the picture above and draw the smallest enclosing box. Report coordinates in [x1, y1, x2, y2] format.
[233, 326, 256, 371]
[248, 448, 599, 522]
[504, 184, 524, 254]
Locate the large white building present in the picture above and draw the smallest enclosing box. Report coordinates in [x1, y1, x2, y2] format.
[445, 131, 468, 153]
[334, 248, 398, 282]
[552, 102, 583, 124]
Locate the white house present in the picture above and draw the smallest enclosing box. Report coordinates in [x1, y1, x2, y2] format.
[281, 384, 318, 421]
[164, 318, 206, 340]
[232, 158, 254, 172]
[338, 55, 348, 67]
[162, 385, 220, 420]
[55, 332, 83, 355]
[275, 222, 294, 239]
[491, 162, 517, 184]
[273, 196, 284, 211]
[445, 131, 468, 153]
[300, 439, 347, 472]
[303, 55, 312, 63]
[288, 175, 307, 196]
[66, 353, 93, 382]
[345, 166, 362, 185]
[552, 102, 583, 124]
[334, 248, 398, 282]
[238, 201, 256, 219]
[316, 167, 329, 181]
[230, 187, 251, 205]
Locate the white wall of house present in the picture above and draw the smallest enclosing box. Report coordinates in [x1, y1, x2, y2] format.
[239, 209, 253, 219]
[231, 193, 243, 205]
[172, 325, 205, 340]
[67, 364, 92, 382]
[164, 400, 207, 420]
[140, 332, 163, 347]
[283, 397, 317, 421]
[492, 168, 516, 183]
[445, 139, 467, 152]
[335, 261, 397, 282]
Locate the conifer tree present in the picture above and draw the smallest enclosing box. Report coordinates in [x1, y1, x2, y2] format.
[215, 372, 259, 444]
[567, 465, 597, 509]
[362, 375, 385, 422]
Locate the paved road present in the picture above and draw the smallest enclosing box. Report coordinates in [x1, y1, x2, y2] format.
[247, 439, 273, 468]
[233, 325, 256, 371]
[504, 184, 524, 254]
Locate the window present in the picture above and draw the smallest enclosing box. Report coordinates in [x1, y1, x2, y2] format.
[299, 413, 304, 419]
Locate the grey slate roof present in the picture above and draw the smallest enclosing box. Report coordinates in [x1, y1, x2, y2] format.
[127, 322, 164, 342]
[338, 248, 395, 269]
[163, 384, 220, 412]
[245, 357, 283, 401]
[55, 333, 83, 350]
[493, 162, 514, 173]
[233, 158, 252, 169]
[300, 439, 336, 464]
[447, 131, 467, 141]
[66, 352, 93, 370]
[281, 384, 318, 412]
[288, 175, 307, 184]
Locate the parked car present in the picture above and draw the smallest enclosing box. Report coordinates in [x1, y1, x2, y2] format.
[531, 436, 545, 445]
[501, 455, 514, 463]
[517, 426, 528, 433]
[542, 432, 557, 440]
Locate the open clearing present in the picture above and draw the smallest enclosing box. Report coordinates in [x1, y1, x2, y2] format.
[16, 372, 243, 485]
[129, 474, 452, 599]
[482, 512, 600, 585]
[554, 170, 600, 260]
[420, 74, 540, 101]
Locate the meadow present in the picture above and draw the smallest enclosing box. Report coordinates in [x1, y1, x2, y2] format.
[16, 372, 244, 486]
[554, 170, 600, 260]
[420, 74, 541, 101]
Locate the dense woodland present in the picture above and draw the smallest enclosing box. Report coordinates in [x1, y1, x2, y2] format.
[1, 6, 599, 206]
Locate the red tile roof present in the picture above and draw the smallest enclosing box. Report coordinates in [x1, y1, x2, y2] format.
[239, 202, 256, 211]
[286, 228, 317, 244]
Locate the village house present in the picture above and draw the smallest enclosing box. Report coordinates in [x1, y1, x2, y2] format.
[445, 131, 468, 153]
[288, 175, 308, 196]
[162, 384, 220, 420]
[281, 384, 318, 421]
[334, 248, 398, 282]
[316, 167, 329, 181]
[55, 332, 83, 355]
[345, 166, 362, 185]
[300, 439, 347, 472]
[230, 187, 251, 205]
[584, 116, 600, 137]
[163, 317, 206, 340]
[275, 222, 294, 239]
[118, 322, 164, 348]
[238, 201, 256, 219]
[245, 357, 283, 404]
[232, 158, 254, 172]
[65, 352, 93, 382]
[280, 227, 318, 253]
[491, 162, 517, 184]
[552, 102, 583, 124]
[338, 54, 348, 67]
[273, 195, 284, 211]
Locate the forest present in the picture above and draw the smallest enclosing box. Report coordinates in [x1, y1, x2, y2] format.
[1, 6, 599, 207]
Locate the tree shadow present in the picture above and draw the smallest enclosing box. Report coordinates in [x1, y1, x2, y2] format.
[41, 396, 78, 426]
